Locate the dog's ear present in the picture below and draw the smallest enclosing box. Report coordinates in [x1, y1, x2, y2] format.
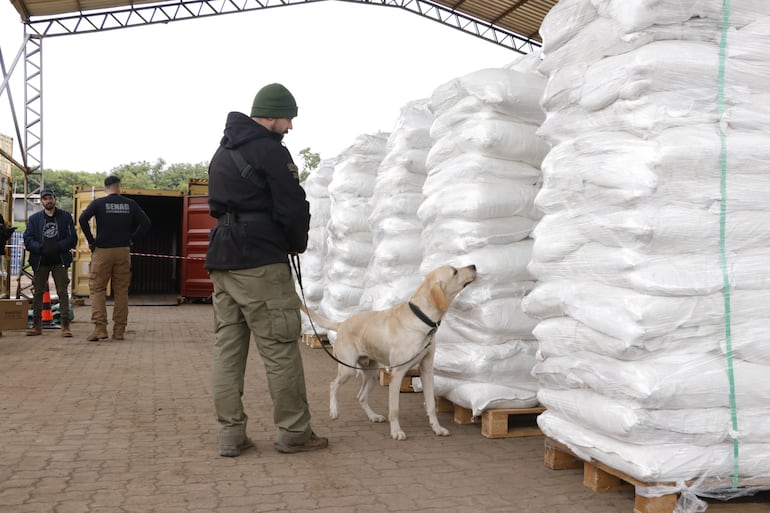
[430, 285, 449, 313]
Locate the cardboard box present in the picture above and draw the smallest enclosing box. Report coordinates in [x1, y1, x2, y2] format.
[0, 299, 30, 330]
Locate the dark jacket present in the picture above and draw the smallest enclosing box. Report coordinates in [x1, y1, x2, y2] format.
[204, 112, 310, 270]
[78, 193, 152, 248]
[23, 208, 78, 269]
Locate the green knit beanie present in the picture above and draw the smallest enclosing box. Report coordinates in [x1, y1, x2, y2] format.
[250, 83, 298, 119]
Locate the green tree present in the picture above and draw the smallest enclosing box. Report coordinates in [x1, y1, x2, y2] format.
[110, 160, 161, 189]
[155, 162, 208, 190]
[297, 147, 320, 183]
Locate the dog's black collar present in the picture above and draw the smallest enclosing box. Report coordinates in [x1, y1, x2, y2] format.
[408, 301, 440, 329]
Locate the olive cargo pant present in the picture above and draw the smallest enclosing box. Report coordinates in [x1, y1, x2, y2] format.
[210, 263, 312, 446]
[89, 247, 131, 330]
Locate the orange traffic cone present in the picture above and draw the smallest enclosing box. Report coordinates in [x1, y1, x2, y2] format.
[42, 285, 54, 328]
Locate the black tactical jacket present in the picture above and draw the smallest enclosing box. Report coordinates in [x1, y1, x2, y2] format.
[204, 112, 310, 270]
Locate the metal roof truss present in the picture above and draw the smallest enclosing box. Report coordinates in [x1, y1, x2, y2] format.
[24, 0, 541, 53]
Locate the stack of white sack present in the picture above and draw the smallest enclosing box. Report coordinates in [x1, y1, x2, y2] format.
[523, 1, 770, 508]
[316, 133, 389, 341]
[298, 159, 335, 334]
[360, 99, 433, 311]
[419, 56, 550, 416]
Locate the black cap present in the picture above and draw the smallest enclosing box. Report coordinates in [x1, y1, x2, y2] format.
[104, 175, 121, 187]
[40, 189, 55, 198]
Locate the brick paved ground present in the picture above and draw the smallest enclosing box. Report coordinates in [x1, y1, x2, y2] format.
[0, 303, 766, 513]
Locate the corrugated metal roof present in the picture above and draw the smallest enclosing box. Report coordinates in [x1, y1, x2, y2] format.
[430, 0, 557, 43]
[9, 0, 557, 43]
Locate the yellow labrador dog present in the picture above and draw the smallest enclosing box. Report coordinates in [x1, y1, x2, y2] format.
[301, 264, 477, 440]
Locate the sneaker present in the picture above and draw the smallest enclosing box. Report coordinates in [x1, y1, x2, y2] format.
[219, 437, 255, 458]
[273, 432, 328, 454]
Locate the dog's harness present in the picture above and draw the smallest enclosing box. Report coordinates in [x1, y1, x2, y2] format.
[291, 254, 438, 371]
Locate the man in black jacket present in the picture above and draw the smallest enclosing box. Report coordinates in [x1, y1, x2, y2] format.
[23, 189, 77, 337]
[206, 83, 327, 457]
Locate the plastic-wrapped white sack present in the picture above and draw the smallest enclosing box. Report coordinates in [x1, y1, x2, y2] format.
[541, 0, 770, 55]
[438, 307, 538, 344]
[434, 375, 539, 416]
[387, 99, 433, 148]
[429, 68, 546, 123]
[593, 0, 770, 34]
[531, 206, 770, 264]
[538, 0, 599, 54]
[378, 148, 429, 173]
[320, 258, 365, 288]
[530, 245, 770, 296]
[422, 241, 534, 283]
[431, 98, 543, 139]
[370, 216, 422, 239]
[426, 118, 550, 168]
[538, 411, 770, 483]
[369, 236, 422, 267]
[434, 339, 538, 387]
[543, 40, 770, 114]
[539, 388, 770, 445]
[358, 274, 423, 312]
[423, 153, 541, 196]
[339, 132, 389, 157]
[369, 193, 423, 224]
[327, 157, 379, 198]
[536, 134, 770, 212]
[533, 350, 770, 409]
[372, 167, 427, 196]
[523, 280, 770, 342]
[418, 181, 540, 225]
[319, 280, 364, 311]
[539, 16, 720, 75]
[422, 217, 536, 255]
[327, 197, 372, 238]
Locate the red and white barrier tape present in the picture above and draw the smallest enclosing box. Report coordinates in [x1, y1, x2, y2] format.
[6, 244, 206, 261]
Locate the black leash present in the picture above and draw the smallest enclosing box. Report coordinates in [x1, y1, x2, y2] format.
[290, 254, 436, 372]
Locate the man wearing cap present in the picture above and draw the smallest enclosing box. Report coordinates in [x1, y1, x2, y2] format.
[23, 188, 78, 337]
[78, 175, 152, 342]
[206, 83, 327, 457]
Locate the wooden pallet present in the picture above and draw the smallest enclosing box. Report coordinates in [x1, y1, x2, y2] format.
[436, 397, 544, 438]
[378, 369, 420, 393]
[301, 333, 328, 349]
[544, 437, 770, 513]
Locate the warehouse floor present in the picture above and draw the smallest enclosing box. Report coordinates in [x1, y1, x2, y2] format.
[0, 302, 767, 513]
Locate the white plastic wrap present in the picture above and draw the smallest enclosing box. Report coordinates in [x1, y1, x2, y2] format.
[531, 2, 770, 506]
[359, 100, 433, 312]
[422, 66, 547, 413]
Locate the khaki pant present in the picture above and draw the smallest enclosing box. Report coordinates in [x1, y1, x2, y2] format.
[89, 247, 131, 329]
[210, 263, 311, 446]
[31, 264, 70, 324]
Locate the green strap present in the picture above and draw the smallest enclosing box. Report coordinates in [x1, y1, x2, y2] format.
[717, 0, 739, 490]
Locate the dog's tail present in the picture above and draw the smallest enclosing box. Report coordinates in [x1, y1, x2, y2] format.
[300, 305, 340, 331]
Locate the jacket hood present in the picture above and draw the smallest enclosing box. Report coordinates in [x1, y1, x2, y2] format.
[221, 111, 284, 149]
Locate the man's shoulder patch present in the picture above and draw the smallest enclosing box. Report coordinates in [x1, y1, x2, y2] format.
[287, 162, 299, 180]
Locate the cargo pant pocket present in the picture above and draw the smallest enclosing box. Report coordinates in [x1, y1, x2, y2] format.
[266, 297, 301, 343]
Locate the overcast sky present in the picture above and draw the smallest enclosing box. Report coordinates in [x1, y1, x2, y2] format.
[0, 1, 523, 174]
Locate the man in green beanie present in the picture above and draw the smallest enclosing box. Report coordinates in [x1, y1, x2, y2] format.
[206, 82, 328, 457]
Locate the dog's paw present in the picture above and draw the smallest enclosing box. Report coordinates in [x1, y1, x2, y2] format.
[368, 414, 386, 423]
[329, 408, 339, 419]
[391, 430, 407, 441]
[433, 426, 450, 436]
